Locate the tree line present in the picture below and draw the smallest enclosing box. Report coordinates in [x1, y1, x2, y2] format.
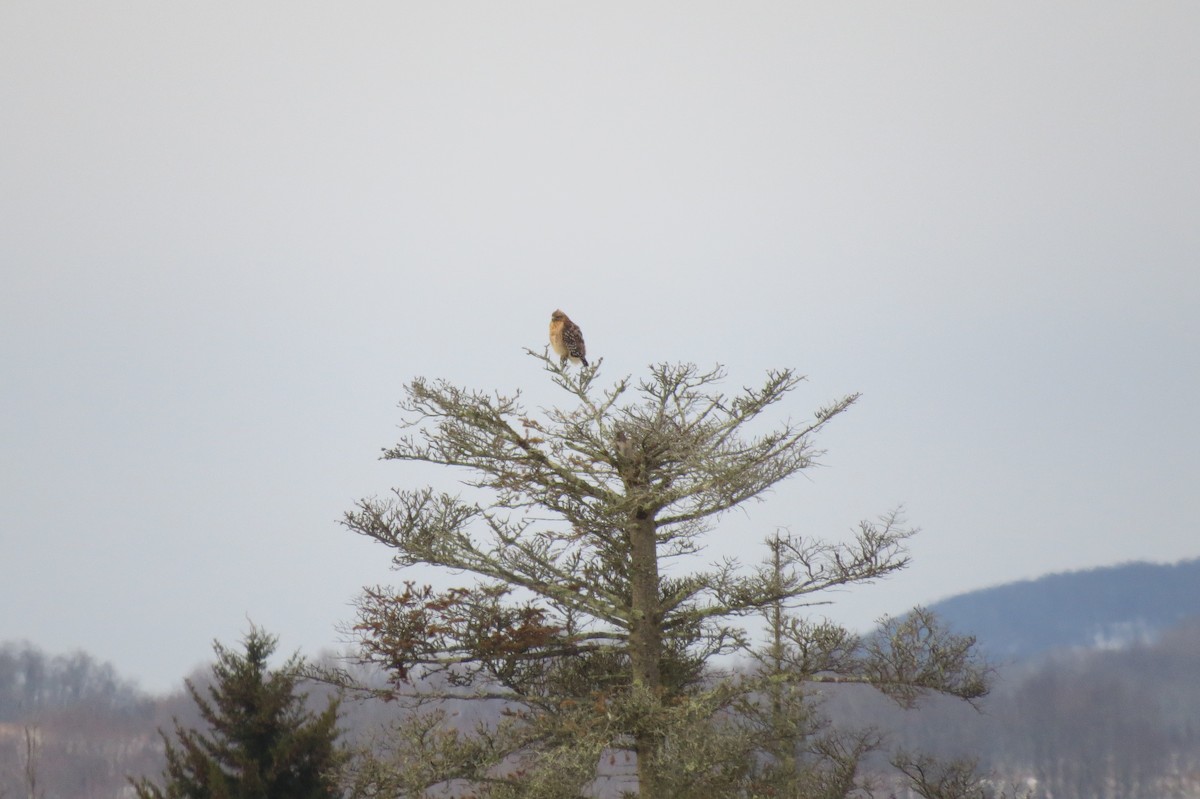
[0, 642, 146, 721]
[6, 619, 1200, 797]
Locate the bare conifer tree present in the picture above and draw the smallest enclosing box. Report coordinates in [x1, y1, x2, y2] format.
[337, 353, 990, 798]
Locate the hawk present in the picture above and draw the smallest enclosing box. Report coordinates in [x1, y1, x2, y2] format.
[549, 309, 588, 367]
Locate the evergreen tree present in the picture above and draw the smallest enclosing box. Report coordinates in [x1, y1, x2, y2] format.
[132, 627, 346, 799]
[338, 354, 991, 797]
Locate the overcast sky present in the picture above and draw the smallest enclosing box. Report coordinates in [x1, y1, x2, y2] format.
[2, 2, 1197, 694]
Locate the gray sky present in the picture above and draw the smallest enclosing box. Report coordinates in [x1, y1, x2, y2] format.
[2, 2, 1197, 694]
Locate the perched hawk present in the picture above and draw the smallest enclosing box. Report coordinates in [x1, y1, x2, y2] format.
[549, 309, 588, 367]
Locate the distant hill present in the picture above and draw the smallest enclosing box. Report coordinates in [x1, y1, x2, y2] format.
[918, 557, 1200, 661]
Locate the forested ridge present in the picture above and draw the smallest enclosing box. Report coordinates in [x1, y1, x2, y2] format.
[922, 557, 1200, 660]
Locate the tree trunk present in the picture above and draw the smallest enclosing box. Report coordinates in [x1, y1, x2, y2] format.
[628, 511, 663, 795]
[628, 513, 662, 692]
